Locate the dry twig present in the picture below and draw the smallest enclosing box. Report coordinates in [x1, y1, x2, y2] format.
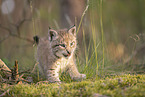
[11, 60, 19, 81]
[31, 62, 39, 73]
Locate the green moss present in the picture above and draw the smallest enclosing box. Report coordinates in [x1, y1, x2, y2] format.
[1, 74, 144, 97]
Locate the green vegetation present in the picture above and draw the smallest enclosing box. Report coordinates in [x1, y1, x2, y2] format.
[0, 0, 145, 96]
[1, 74, 145, 97]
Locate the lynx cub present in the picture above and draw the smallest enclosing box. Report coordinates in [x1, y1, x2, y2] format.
[35, 25, 86, 83]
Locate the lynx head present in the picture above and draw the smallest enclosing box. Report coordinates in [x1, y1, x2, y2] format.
[48, 25, 77, 59]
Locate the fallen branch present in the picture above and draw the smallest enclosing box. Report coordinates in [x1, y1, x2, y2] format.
[0, 59, 11, 78]
[0, 59, 36, 85]
[0, 59, 11, 72]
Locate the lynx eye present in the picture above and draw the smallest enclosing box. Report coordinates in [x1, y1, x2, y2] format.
[60, 44, 66, 48]
[70, 41, 75, 46]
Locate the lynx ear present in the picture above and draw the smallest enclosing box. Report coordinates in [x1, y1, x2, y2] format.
[48, 28, 58, 41]
[68, 25, 76, 36]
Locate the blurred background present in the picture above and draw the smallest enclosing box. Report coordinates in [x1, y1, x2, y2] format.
[0, 0, 145, 76]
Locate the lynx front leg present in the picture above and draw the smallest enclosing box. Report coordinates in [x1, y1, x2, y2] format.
[67, 62, 86, 81]
[46, 69, 61, 83]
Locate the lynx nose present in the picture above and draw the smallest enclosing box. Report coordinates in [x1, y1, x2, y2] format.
[63, 50, 71, 58]
[67, 50, 71, 55]
[66, 50, 72, 56]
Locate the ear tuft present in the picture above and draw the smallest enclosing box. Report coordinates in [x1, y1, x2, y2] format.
[48, 29, 58, 41]
[68, 25, 76, 36]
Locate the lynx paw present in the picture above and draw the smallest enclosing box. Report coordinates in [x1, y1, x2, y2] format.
[81, 74, 86, 79]
[47, 77, 61, 84]
[73, 74, 86, 81]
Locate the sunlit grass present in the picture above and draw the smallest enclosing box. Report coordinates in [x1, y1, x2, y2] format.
[76, 0, 104, 79]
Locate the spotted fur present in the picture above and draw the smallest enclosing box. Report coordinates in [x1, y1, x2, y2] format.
[36, 26, 86, 83]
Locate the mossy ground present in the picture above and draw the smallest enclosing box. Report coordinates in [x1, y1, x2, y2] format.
[1, 74, 145, 97]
